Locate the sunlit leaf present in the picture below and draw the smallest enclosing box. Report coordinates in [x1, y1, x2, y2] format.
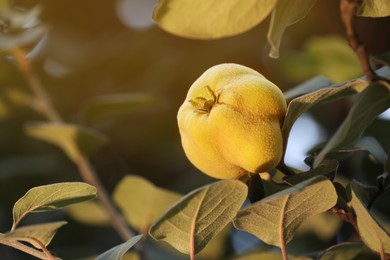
[95, 235, 143, 260]
[282, 79, 368, 151]
[25, 122, 108, 163]
[284, 75, 332, 100]
[233, 176, 337, 247]
[80, 93, 158, 125]
[349, 182, 390, 255]
[13, 182, 97, 229]
[113, 175, 181, 233]
[153, 0, 277, 39]
[358, 0, 390, 17]
[283, 160, 338, 186]
[66, 200, 110, 226]
[267, 0, 317, 58]
[296, 212, 342, 241]
[314, 82, 390, 167]
[0, 221, 66, 249]
[318, 242, 373, 260]
[149, 180, 247, 255]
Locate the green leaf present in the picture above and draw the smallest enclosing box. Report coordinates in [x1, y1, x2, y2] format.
[236, 252, 311, 260]
[149, 180, 247, 255]
[373, 52, 390, 67]
[25, 122, 108, 163]
[281, 36, 362, 83]
[358, 0, 390, 17]
[113, 175, 181, 233]
[0, 221, 66, 249]
[386, 151, 390, 174]
[349, 183, 390, 255]
[233, 176, 337, 247]
[284, 75, 333, 100]
[66, 200, 110, 226]
[80, 93, 158, 125]
[267, 0, 317, 58]
[318, 242, 373, 260]
[13, 182, 97, 229]
[95, 235, 143, 260]
[283, 160, 338, 186]
[153, 0, 277, 39]
[314, 82, 390, 167]
[282, 79, 368, 150]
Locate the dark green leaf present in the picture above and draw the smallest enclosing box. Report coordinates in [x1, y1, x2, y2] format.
[349, 183, 390, 255]
[95, 235, 143, 260]
[314, 82, 390, 167]
[318, 242, 373, 260]
[283, 159, 338, 185]
[233, 176, 337, 247]
[0, 221, 66, 249]
[13, 182, 97, 229]
[25, 122, 108, 162]
[282, 79, 368, 150]
[284, 75, 332, 100]
[149, 180, 247, 255]
[373, 52, 390, 67]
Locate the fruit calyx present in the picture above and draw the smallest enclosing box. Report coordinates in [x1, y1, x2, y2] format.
[189, 85, 220, 114]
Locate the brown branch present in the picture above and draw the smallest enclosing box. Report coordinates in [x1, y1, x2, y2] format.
[10, 47, 134, 242]
[340, 0, 379, 83]
[0, 240, 60, 260]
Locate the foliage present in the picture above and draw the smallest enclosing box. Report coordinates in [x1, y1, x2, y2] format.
[0, 0, 390, 260]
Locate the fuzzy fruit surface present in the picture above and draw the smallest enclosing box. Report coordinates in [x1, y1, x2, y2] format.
[178, 63, 287, 179]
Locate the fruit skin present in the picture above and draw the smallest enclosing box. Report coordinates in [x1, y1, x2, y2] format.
[178, 63, 287, 179]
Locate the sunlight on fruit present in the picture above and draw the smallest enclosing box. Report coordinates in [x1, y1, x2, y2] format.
[178, 63, 287, 179]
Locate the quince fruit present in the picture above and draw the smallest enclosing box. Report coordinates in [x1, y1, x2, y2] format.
[177, 63, 286, 179]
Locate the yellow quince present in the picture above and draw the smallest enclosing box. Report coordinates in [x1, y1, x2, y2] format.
[177, 63, 287, 179]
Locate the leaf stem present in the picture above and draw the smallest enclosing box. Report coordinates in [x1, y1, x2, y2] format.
[0, 240, 60, 260]
[279, 197, 289, 260]
[11, 48, 63, 123]
[30, 238, 56, 260]
[339, 0, 379, 83]
[10, 47, 134, 241]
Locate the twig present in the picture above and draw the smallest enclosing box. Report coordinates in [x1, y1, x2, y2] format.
[340, 0, 379, 83]
[0, 240, 60, 260]
[10, 47, 134, 241]
[31, 238, 56, 260]
[11, 48, 63, 123]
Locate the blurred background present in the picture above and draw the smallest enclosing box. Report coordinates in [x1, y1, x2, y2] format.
[1, 0, 390, 259]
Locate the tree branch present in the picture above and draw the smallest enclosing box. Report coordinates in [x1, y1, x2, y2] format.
[10, 47, 134, 242]
[340, 0, 379, 83]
